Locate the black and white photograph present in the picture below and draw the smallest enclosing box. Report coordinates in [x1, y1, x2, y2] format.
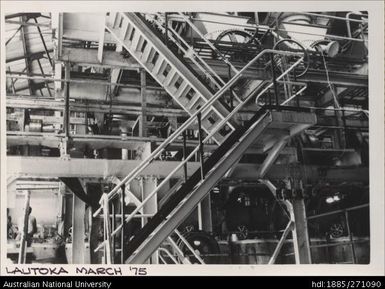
[1, 1, 383, 276]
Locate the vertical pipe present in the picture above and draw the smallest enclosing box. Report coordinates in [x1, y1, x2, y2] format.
[120, 185, 125, 264]
[62, 63, 70, 156]
[345, 210, 356, 264]
[18, 191, 31, 264]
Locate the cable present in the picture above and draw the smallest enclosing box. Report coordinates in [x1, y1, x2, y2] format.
[320, 52, 340, 109]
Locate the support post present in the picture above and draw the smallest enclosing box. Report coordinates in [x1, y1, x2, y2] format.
[97, 15, 105, 63]
[141, 176, 159, 264]
[72, 194, 85, 264]
[291, 197, 312, 264]
[197, 112, 205, 231]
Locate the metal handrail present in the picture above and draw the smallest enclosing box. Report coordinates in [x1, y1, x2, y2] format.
[174, 229, 205, 264]
[167, 236, 191, 264]
[93, 48, 304, 219]
[158, 248, 179, 264]
[95, 57, 304, 254]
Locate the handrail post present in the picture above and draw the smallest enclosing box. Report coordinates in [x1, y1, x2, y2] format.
[269, 53, 280, 109]
[197, 112, 205, 180]
[120, 184, 125, 264]
[103, 193, 112, 264]
[182, 130, 188, 182]
[197, 112, 205, 231]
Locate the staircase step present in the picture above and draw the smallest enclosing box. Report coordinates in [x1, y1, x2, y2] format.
[104, 13, 234, 145]
[120, 18, 130, 39]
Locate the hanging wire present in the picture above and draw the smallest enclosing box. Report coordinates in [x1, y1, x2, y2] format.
[320, 52, 340, 109]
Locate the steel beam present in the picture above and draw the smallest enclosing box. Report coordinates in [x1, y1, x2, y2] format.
[61, 47, 141, 69]
[6, 96, 189, 117]
[6, 156, 201, 179]
[6, 156, 368, 183]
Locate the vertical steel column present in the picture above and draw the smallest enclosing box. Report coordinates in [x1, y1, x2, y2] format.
[291, 198, 312, 264]
[72, 194, 86, 264]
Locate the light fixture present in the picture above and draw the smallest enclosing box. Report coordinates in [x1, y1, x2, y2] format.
[326, 194, 341, 204]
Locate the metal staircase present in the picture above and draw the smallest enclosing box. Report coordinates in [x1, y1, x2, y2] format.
[93, 12, 314, 264]
[105, 12, 235, 144]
